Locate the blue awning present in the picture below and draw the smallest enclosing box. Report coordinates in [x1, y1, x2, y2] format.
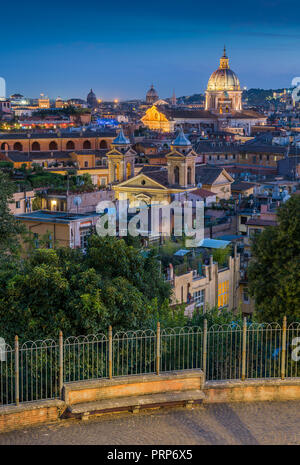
[174, 249, 191, 257]
[197, 238, 231, 249]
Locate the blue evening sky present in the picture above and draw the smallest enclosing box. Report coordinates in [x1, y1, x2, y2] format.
[1, 0, 300, 100]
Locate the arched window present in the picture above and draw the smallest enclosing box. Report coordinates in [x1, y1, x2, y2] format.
[126, 162, 131, 179]
[1, 142, 9, 151]
[114, 163, 120, 182]
[174, 166, 180, 185]
[49, 141, 58, 150]
[187, 167, 192, 185]
[66, 140, 75, 150]
[14, 142, 23, 151]
[83, 140, 91, 149]
[32, 142, 40, 151]
[99, 140, 108, 149]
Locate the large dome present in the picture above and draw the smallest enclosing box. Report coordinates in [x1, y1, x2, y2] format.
[146, 84, 158, 97]
[146, 84, 159, 104]
[206, 48, 240, 92]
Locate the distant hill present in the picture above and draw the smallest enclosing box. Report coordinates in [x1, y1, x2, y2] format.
[177, 94, 205, 104]
[242, 88, 285, 105]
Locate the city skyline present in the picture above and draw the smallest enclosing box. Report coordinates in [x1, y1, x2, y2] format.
[1, 0, 300, 100]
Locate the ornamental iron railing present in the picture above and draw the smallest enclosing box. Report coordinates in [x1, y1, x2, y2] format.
[0, 318, 299, 407]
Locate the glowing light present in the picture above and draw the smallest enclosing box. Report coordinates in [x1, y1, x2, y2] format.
[114, 99, 119, 104]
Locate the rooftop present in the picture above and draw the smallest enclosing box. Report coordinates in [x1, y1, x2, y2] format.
[15, 209, 101, 224]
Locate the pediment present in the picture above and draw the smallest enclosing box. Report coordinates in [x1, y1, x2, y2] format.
[166, 148, 196, 159]
[213, 171, 234, 185]
[115, 172, 168, 190]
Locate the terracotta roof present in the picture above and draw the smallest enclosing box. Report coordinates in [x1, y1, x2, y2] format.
[190, 188, 216, 198]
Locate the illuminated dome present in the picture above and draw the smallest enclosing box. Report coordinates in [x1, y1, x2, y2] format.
[146, 84, 159, 104]
[206, 47, 240, 92]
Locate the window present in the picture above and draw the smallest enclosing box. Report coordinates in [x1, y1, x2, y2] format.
[187, 167, 192, 185]
[218, 280, 229, 308]
[15, 201, 21, 209]
[32, 142, 40, 151]
[49, 141, 58, 150]
[174, 166, 180, 184]
[66, 140, 75, 150]
[80, 228, 91, 250]
[100, 177, 106, 186]
[241, 216, 248, 225]
[47, 233, 53, 249]
[84, 161, 89, 168]
[14, 142, 23, 151]
[243, 288, 250, 304]
[83, 140, 91, 149]
[193, 289, 205, 308]
[99, 140, 108, 149]
[33, 233, 39, 248]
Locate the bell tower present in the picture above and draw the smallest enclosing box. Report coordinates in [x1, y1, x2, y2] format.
[166, 128, 196, 188]
[107, 129, 136, 184]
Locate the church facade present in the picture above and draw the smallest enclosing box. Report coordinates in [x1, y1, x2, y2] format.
[112, 129, 199, 205]
[111, 129, 233, 205]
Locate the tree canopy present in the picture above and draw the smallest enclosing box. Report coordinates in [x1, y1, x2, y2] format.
[248, 195, 300, 322]
[0, 236, 186, 344]
[0, 171, 24, 261]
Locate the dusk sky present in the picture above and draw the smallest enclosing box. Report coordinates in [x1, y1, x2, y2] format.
[2, 0, 300, 100]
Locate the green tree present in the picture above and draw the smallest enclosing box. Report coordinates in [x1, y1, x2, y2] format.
[0, 236, 173, 343]
[0, 171, 24, 260]
[248, 196, 300, 322]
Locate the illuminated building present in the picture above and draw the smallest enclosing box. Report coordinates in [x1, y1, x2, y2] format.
[141, 48, 267, 135]
[141, 105, 171, 132]
[205, 46, 242, 113]
[55, 97, 65, 108]
[38, 93, 50, 109]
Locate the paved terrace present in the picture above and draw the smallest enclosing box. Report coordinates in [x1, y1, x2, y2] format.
[1, 401, 299, 445]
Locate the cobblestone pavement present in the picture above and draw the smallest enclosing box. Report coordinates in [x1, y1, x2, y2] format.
[1, 401, 300, 445]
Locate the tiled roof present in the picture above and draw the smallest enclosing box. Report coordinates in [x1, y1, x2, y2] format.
[190, 188, 216, 198]
[195, 165, 224, 184]
[231, 181, 256, 191]
[140, 166, 169, 187]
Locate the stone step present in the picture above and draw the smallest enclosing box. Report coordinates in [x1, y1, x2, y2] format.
[67, 389, 206, 418]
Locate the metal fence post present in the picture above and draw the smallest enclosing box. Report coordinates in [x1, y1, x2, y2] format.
[15, 335, 19, 406]
[156, 322, 160, 375]
[59, 331, 63, 398]
[203, 319, 207, 383]
[108, 325, 113, 379]
[241, 317, 247, 381]
[281, 316, 287, 380]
